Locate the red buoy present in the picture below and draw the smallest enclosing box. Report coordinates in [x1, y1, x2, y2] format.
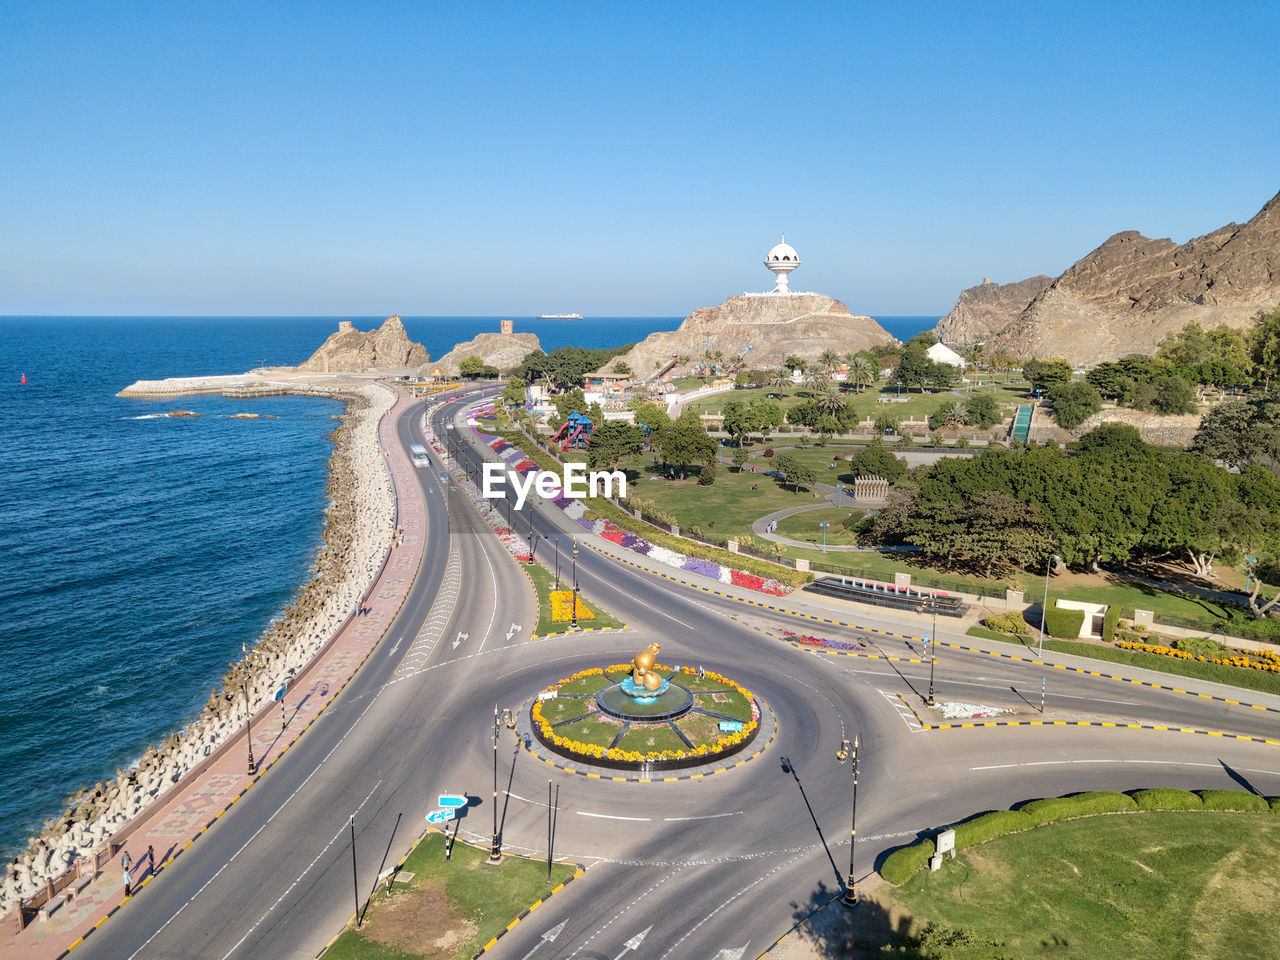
[20, 373, 26, 384]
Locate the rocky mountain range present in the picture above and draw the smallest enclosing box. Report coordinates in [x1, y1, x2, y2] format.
[605, 293, 897, 378]
[933, 275, 1054, 345]
[295, 315, 429, 373]
[934, 191, 1280, 366]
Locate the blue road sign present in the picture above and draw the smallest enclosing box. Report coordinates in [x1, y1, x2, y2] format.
[274, 685, 286, 702]
[437, 794, 467, 809]
[426, 808, 455, 824]
[718, 721, 744, 732]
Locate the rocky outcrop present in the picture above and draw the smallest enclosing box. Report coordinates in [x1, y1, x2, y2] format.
[982, 191, 1280, 365]
[431, 331, 541, 376]
[296, 315, 429, 373]
[933, 275, 1053, 345]
[606, 293, 897, 378]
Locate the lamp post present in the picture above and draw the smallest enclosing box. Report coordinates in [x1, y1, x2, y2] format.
[232, 648, 265, 776]
[837, 483, 844, 507]
[571, 539, 580, 630]
[835, 734, 860, 906]
[927, 595, 937, 707]
[552, 537, 560, 587]
[490, 705, 515, 862]
[819, 521, 829, 553]
[1038, 554, 1060, 657]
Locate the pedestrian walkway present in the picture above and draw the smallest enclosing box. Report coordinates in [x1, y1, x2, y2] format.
[2, 384, 432, 960]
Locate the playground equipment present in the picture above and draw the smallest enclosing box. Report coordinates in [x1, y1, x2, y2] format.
[552, 411, 594, 450]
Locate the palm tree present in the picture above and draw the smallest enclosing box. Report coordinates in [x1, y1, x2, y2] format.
[964, 344, 985, 368]
[848, 355, 875, 393]
[819, 349, 841, 376]
[941, 401, 968, 427]
[815, 382, 845, 418]
[768, 369, 792, 393]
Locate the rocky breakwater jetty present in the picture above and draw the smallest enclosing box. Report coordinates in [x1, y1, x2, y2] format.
[978, 190, 1280, 366]
[605, 293, 897, 379]
[1, 380, 396, 918]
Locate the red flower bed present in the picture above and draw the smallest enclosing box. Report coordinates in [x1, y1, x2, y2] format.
[731, 570, 765, 590]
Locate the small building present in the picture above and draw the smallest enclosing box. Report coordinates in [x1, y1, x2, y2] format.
[927, 343, 966, 368]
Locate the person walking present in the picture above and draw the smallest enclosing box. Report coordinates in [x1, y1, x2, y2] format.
[147, 845, 155, 875]
[122, 865, 132, 897]
[120, 850, 131, 872]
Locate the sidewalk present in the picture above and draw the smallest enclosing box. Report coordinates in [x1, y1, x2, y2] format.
[3, 386, 430, 960]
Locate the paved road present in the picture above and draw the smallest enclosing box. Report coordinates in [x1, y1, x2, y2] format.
[79, 389, 1280, 960]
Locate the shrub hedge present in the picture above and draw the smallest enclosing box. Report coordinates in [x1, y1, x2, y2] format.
[878, 788, 1280, 886]
[1017, 791, 1136, 826]
[1044, 597, 1086, 638]
[1196, 789, 1270, 812]
[879, 839, 935, 885]
[1130, 788, 1204, 811]
[982, 611, 1029, 635]
[1103, 603, 1120, 642]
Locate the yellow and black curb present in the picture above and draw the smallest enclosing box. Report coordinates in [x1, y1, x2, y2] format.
[939, 639, 1280, 715]
[896, 693, 1280, 745]
[522, 702, 778, 783]
[313, 828, 586, 959]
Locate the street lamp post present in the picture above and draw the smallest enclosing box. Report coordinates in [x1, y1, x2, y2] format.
[552, 537, 560, 587]
[835, 735, 860, 906]
[571, 539, 580, 630]
[1038, 554, 1060, 657]
[233, 648, 265, 776]
[819, 521, 829, 553]
[490, 705, 515, 862]
[837, 483, 844, 507]
[927, 595, 937, 707]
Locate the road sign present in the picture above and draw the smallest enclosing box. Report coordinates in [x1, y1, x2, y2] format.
[426, 808, 455, 824]
[718, 721, 744, 732]
[274, 685, 286, 702]
[438, 794, 467, 809]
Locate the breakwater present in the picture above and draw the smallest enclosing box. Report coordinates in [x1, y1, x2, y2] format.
[1, 376, 396, 917]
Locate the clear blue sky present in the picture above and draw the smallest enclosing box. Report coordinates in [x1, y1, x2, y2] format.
[3, 0, 1276, 317]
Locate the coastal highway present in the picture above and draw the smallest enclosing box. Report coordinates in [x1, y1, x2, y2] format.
[79, 388, 1280, 960]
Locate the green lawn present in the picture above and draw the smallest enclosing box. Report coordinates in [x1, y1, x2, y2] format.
[617, 724, 686, 752]
[526, 562, 625, 635]
[323, 834, 576, 960]
[775, 506, 863, 547]
[554, 716, 621, 747]
[881, 812, 1280, 960]
[633, 465, 822, 539]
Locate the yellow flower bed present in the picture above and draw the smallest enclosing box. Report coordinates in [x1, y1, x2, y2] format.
[1116, 640, 1280, 674]
[549, 590, 594, 622]
[531, 664, 759, 764]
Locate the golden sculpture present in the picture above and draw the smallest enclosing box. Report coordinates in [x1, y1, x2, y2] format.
[630, 642, 664, 692]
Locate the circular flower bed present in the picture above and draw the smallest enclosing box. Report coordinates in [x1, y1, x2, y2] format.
[531, 664, 762, 771]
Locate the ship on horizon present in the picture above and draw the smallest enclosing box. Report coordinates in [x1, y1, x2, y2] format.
[537, 312, 583, 319]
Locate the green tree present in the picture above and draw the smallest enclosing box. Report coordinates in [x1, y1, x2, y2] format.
[847, 354, 876, 393]
[929, 400, 969, 430]
[720, 400, 754, 446]
[1191, 396, 1280, 473]
[1024, 358, 1073, 395]
[634, 403, 672, 437]
[925, 361, 960, 391]
[1151, 375, 1197, 414]
[749, 399, 783, 442]
[586, 421, 645, 471]
[1247, 304, 1280, 390]
[846, 437, 906, 481]
[500, 376, 527, 408]
[612, 360, 632, 376]
[731, 448, 750, 469]
[783, 355, 807, 373]
[458, 355, 486, 377]
[773, 454, 816, 493]
[655, 410, 715, 478]
[874, 410, 901, 435]
[552, 388, 589, 421]
[818, 348, 841, 375]
[1047, 381, 1102, 429]
[896, 342, 933, 391]
[964, 393, 1001, 429]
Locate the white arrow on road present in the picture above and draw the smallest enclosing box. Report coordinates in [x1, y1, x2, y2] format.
[517, 919, 567, 960]
[712, 947, 748, 960]
[452, 632, 469, 649]
[614, 926, 651, 960]
[388, 639, 401, 655]
[506, 622, 522, 641]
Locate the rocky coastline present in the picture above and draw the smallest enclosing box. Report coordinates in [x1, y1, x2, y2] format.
[1, 380, 396, 916]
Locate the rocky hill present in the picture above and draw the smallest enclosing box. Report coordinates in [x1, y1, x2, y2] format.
[933, 275, 1053, 344]
[295, 316, 429, 373]
[605, 293, 897, 378]
[980, 191, 1280, 365]
[432, 331, 541, 376]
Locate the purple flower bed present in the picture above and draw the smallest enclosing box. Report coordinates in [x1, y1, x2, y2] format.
[620, 533, 648, 549]
[822, 639, 862, 650]
[552, 495, 573, 508]
[576, 517, 596, 531]
[681, 557, 722, 579]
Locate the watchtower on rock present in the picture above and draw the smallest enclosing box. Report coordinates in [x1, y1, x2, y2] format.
[500, 319, 514, 334]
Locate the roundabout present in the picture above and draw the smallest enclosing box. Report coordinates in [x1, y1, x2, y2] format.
[529, 643, 765, 771]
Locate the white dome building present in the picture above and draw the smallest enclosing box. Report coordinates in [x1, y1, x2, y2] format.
[764, 236, 800, 293]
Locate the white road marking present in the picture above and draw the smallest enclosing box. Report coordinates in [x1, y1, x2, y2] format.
[577, 811, 651, 821]
[663, 812, 743, 821]
[972, 759, 1280, 775]
[566, 868, 683, 958]
[474, 535, 501, 654]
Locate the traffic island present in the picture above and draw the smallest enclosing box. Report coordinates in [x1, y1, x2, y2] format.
[528, 646, 763, 773]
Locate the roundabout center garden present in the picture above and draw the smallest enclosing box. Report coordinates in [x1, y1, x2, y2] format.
[531, 646, 761, 771]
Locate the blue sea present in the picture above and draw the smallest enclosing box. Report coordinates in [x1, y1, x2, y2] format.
[0, 313, 935, 859]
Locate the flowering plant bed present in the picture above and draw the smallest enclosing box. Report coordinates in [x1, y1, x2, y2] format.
[531, 664, 761, 770]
